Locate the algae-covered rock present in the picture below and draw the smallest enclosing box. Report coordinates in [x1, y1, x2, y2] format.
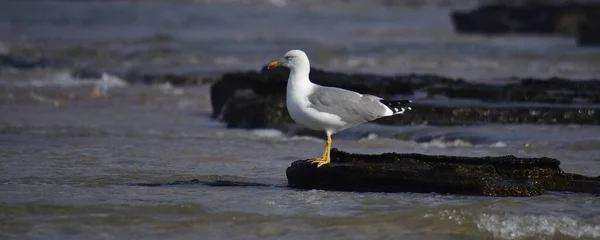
[286, 149, 600, 196]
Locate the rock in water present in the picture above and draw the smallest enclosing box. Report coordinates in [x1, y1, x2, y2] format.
[451, 3, 600, 36]
[286, 149, 600, 197]
[214, 69, 600, 128]
[577, 16, 600, 46]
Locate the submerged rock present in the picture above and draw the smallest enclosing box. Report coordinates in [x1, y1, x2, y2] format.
[286, 149, 600, 196]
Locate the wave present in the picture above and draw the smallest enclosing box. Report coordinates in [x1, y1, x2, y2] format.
[31, 70, 127, 89]
[0, 69, 129, 92]
[250, 124, 510, 148]
[476, 213, 600, 239]
[418, 138, 507, 148]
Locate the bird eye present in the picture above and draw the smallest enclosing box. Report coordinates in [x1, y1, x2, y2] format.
[285, 56, 292, 60]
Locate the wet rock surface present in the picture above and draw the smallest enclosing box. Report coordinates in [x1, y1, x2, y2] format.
[214, 67, 600, 128]
[286, 149, 600, 196]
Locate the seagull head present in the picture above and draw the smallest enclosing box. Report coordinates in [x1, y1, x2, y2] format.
[268, 49, 310, 71]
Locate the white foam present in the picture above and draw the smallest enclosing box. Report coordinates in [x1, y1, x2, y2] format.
[489, 141, 507, 148]
[267, 0, 287, 7]
[476, 213, 600, 239]
[250, 129, 284, 138]
[249, 128, 326, 142]
[154, 82, 184, 95]
[288, 135, 323, 142]
[331, 56, 378, 69]
[414, 138, 507, 148]
[197, 119, 227, 128]
[361, 133, 378, 140]
[0, 41, 8, 55]
[93, 72, 128, 91]
[420, 138, 473, 148]
[28, 71, 128, 89]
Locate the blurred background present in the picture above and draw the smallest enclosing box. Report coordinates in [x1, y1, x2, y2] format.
[1, 0, 599, 79]
[1, 0, 599, 239]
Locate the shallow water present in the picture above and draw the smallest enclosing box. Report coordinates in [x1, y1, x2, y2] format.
[1, 0, 600, 239]
[1, 83, 599, 239]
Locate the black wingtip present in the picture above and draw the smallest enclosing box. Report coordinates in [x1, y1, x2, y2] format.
[380, 99, 412, 105]
[380, 99, 412, 114]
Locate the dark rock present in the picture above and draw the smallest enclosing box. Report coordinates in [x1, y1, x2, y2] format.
[211, 66, 423, 118]
[213, 67, 456, 118]
[217, 69, 600, 109]
[213, 68, 600, 127]
[428, 77, 600, 104]
[577, 16, 600, 46]
[286, 149, 600, 196]
[70, 67, 105, 79]
[133, 179, 272, 187]
[223, 93, 600, 127]
[126, 72, 210, 86]
[210, 71, 259, 118]
[0, 53, 54, 69]
[377, 103, 600, 125]
[222, 93, 290, 128]
[451, 3, 600, 35]
[260, 66, 418, 96]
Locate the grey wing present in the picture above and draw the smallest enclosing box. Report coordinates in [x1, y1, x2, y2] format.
[307, 86, 390, 125]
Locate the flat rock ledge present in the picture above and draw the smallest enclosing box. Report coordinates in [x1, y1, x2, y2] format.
[286, 149, 600, 197]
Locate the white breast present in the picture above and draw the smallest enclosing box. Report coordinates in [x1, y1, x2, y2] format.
[286, 83, 348, 135]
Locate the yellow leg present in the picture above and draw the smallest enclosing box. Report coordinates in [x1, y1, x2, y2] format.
[308, 135, 332, 168]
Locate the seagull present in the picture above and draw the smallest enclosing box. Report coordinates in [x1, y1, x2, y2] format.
[267, 50, 411, 168]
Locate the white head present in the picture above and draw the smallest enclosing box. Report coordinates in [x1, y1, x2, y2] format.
[267, 49, 310, 72]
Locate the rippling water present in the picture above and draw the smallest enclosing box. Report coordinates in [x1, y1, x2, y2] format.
[1, 0, 600, 239]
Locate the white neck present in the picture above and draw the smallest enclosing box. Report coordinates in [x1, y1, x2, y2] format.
[289, 65, 310, 85]
[286, 65, 314, 105]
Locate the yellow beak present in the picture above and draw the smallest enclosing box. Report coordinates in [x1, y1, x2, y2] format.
[267, 60, 283, 69]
